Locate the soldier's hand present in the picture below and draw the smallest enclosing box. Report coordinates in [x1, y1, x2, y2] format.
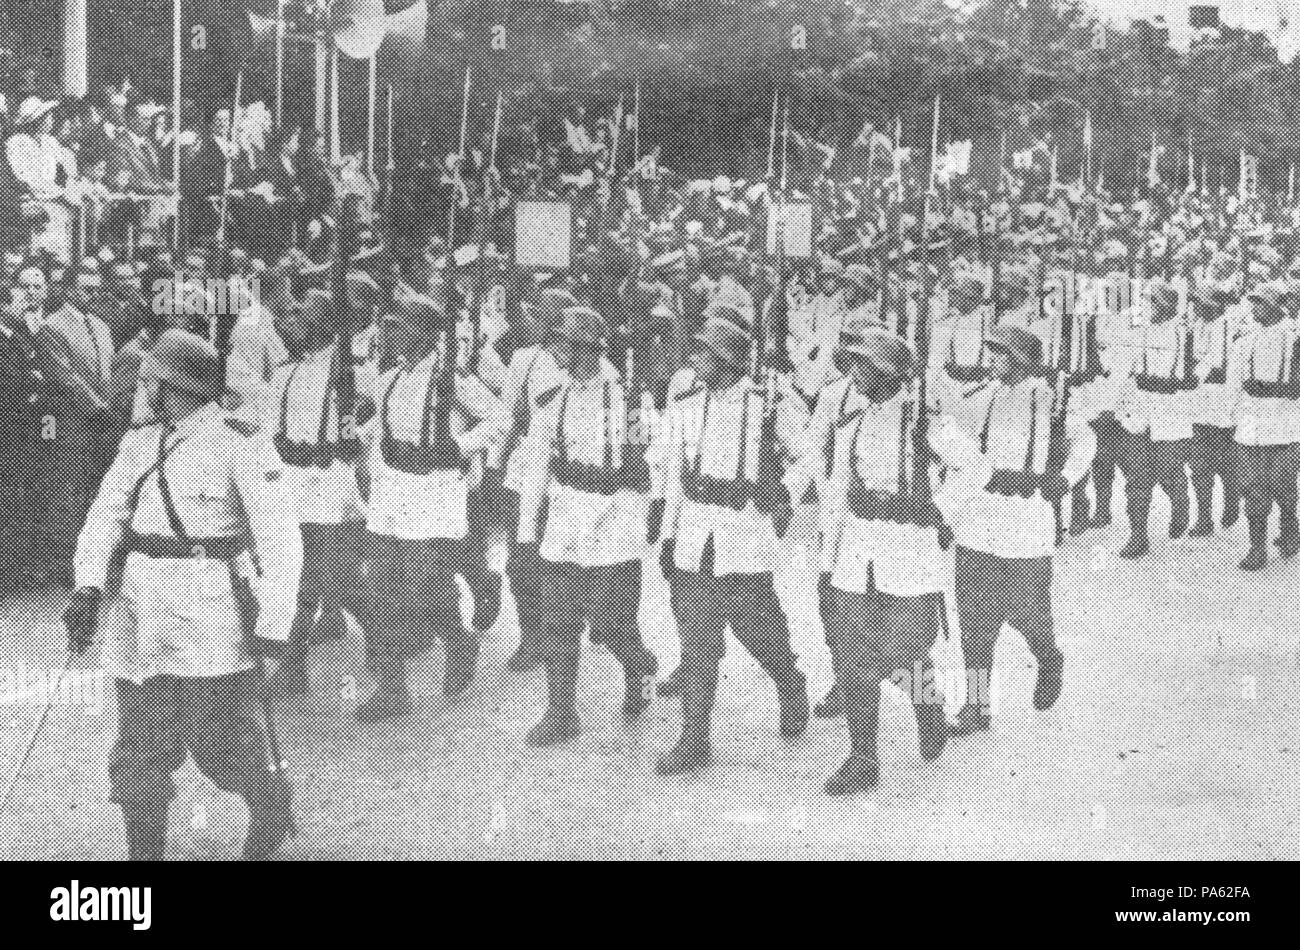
[646, 499, 665, 543]
[63, 587, 101, 655]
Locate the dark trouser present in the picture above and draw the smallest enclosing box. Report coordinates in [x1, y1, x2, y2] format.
[363, 531, 470, 683]
[535, 558, 648, 668]
[461, 482, 502, 620]
[826, 579, 941, 758]
[108, 668, 288, 810]
[1236, 442, 1300, 547]
[818, 571, 835, 649]
[954, 546, 1060, 716]
[1190, 424, 1240, 525]
[1072, 411, 1122, 521]
[503, 489, 544, 654]
[286, 521, 375, 653]
[672, 551, 801, 689]
[1115, 429, 1192, 538]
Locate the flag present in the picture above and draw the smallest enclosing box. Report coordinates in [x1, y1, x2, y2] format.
[564, 119, 599, 155]
[935, 140, 972, 183]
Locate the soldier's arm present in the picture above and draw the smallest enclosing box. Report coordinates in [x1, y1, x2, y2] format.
[516, 392, 561, 544]
[224, 321, 261, 415]
[231, 433, 304, 645]
[74, 430, 146, 589]
[454, 372, 509, 456]
[774, 373, 812, 459]
[1061, 414, 1097, 486]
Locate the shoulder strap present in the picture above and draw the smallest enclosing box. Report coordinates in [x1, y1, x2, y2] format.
[317, 346, 339, 445]
[1023, 387, 1039, 473]
[124, 431, 189, 526]
[277, 362, 302, 438]
[153, 428, 192, 543]
[380, 369, 404, 444]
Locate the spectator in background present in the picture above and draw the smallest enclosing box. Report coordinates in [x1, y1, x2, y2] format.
[6, 97, 76, 263]
[105, 100, 174, 249]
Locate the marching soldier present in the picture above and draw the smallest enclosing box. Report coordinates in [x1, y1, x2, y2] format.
[1188, 285, 1240, 536]
[1225, 282, 1300, 570]
[1113, 280, 1197, 559]
[492, 286, 574, 673]
[934, 326, 1095, 736]
[786, 322, 948, 794]
[263, 290, 378, 692]
[353, 293, 508, 721]
[67, 329, 303, 860]
[516, 306, 660, 745]
[929, 267, 991, 426]
[649, 303, 811, 776]
[1060, 254, 1122, 536]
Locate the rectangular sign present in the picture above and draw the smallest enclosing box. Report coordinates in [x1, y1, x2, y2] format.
[515, 200, 573, 270]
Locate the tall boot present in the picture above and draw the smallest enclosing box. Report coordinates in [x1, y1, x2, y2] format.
[656, 661, 686, 698]
[1167, 475, 1191, 539]
[269, 600, 316, 694]
[656, 660, 718, 775]
[824, 668, 881, 796]
[1239, 510, 1269, 571]
[1189, 475, 1215, 537]
[443, 634, 481, 697]
[355, 653, 412, 723]
[1091, 457, 1115, 528]
[243, 773, 295, 860]
[911, 660, 948, 762]
[526, 655, 581, 746]
[1068, 482, 1091, 538]
[1032, 646, 1066, 711]
[949, 641, 995, 738]
[121, 802, 168, 861]
[608, 636, 659, 721]
[1118, 484, 1151, 559]
[1275, 499, 1299, 558]
[1221, 473, 1241, 528]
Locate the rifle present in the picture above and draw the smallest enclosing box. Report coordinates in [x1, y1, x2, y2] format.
[910, 97, 938, 514]
[466, 90, 505, 374]
[754, 100, 791, 532]
[990, 197, 1004, 326]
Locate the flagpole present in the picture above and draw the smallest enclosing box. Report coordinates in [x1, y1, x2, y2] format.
[274, 0, 285, 127]
[172, 0, 182, 249]
[172, 0, 182, 185]
[489, 90, 504, 171]
[330, 44, 340, 165]
[928, 95, 940, 194]
[458, 67, 472, 158]
[63, 0, 88, 97]
[387, 84, 395, 179]
[367, 55, 377, 179]
[313, 33, 327, 134]
[767, 87, 779, 181]
[633, 81, 641, 162]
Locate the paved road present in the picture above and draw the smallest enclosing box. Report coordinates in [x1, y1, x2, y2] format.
[2, 497, 1298, 860]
